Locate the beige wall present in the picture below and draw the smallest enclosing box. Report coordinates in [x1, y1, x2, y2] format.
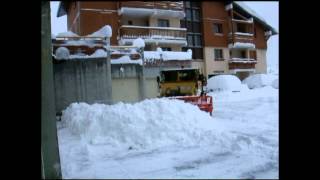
[149, 17, 180, 28]
[204, 47, 230, 77]
[145, 78, 159, 98]
[255, 49, 267, 74]
[112, 78, 140, 103]
[191, 61, 205, 74]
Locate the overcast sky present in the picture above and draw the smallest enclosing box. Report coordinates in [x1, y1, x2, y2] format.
[50, 1, 278, 70]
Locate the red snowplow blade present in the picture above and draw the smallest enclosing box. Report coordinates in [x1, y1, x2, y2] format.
[170, 95, 213, 116]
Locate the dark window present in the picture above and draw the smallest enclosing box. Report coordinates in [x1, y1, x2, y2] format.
[194, 35, 202, 46]
[186, 9, 192, 20]
[186, 21, 193, 32]
[187, 35, 193, 46]
[158, 19, 169, 27]
[241, 51, 246, 58]
[214, 49, 223, 60]
[192, 22, 201, 33]
[161, 47, 172, 51]
[128, 20, 133, 25]
[193, 48, 203, 59]
[191, 1, 200, 8]
[237, 23, 247, 32]
[180, 20, 186, 28]
[185, 1, 191, 8]
[213, 23, 223, 34]
[192, 10, 200, 21]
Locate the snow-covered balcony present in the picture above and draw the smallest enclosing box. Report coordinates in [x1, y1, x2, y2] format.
[119, 1, 185, 19]
[144, 48, 192, 67]
[228, 18, 255, 48]
[119, 25, 187, 46]
[229, 57, 257, 63]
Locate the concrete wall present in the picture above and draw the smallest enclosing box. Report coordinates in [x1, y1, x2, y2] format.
[255, 49, 267, 74]
[53, 58, 112, 114]
[204, 47, 230, 77]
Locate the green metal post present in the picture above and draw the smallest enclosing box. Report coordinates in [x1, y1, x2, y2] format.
[41, 1, 62, 179]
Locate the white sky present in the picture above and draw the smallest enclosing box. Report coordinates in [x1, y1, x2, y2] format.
[50, 1, 278, 70]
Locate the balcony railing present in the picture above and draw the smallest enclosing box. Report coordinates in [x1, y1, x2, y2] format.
[119, 1, 184, 11]
[119, 25, 187, 40]
[228, 62, 255, 70]
[229, 57, 257, 63]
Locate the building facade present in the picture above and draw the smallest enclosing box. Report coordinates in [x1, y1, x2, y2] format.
[57, 1, 277, 80]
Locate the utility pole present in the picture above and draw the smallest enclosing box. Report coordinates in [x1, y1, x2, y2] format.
[41, 1, 62, 179]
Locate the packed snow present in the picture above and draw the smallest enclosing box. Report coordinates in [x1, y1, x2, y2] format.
[133, 38, 145, 48]
[272, 79, 278, 89]
[242, 74, 277, 89]
[56, 31, 79, 38]
[207, 75, 243, 92]
[87, 25, 112, 38]
[55, 47, 70, 60]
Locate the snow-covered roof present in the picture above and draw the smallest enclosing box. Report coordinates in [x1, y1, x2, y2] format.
[144, 49, 192, 61]
[233, 2, 278, 35]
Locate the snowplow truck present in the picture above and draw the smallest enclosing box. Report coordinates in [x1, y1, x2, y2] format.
[157, 69, 203, 97]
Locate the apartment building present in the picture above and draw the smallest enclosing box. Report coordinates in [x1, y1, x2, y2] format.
[57, 1, 277, 80]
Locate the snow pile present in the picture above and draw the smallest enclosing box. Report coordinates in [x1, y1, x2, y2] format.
[207, 75, 242, 92]
[242, 74, 277, 89]
[133, 38, 145, 48]
[111, 55, 142, 65]
[55, 47, 70, 60]
[272, 79, 278, 89]
[87, 25, 112, 38]
[61, 99, 232, 150]
[144, 49, 192, 61]
[56, 31, 79, 38]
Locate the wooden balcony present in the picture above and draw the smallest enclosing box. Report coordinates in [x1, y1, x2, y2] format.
[228, 62, 255, 70]
[119, 1, 184, 11]
[119, 25, 187, 45]
[228, 19, 254, 45]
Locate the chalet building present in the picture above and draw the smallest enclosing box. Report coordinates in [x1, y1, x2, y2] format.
[57, 1, 277, 80]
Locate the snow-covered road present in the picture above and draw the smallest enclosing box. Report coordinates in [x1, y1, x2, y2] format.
[57, 86, 278, 179]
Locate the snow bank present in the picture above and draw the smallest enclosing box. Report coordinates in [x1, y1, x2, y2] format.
[56, 31, 79, 38]
[55, 47, 70, 60]
[272, 79, 278, 89]
[87, 25, 112, 38]
[61, 99, 231, 150]
[133, 38, 145, 48]
[242, 74, 277, 89]
[207, 75, 242, 92]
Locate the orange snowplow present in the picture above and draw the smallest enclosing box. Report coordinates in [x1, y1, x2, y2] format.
[171, 95, 213, 116]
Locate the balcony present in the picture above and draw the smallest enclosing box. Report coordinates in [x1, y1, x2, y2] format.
[119, 25, 187, 46]
[228, 19, 255, 48]
[119, 1, 185, 19]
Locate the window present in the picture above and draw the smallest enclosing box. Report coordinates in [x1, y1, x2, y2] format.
[186, 9, 192, 20]
[158, 19, 169, 27]
[213, 23, 223, 34]
[185, 1, 190, 8]
[187, 35, 193, 46]
[192, 22, 201, 33]
[128, 20, 133, 25]
[194, 35, 202, 46]
[214, 49, 224, 60]
[192, 10, 200, 21]
[161, 47, 172, 51]
[241, 51, 246, 58]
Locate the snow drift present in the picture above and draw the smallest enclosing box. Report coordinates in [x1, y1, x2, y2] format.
[207, 75, 242, 92]
[272, 79, 278, 89]
[242, 74, 277, 89]
[61, 99, 232, 150]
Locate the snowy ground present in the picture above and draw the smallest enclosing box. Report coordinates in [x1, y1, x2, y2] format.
[57, 84, 278, 179]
